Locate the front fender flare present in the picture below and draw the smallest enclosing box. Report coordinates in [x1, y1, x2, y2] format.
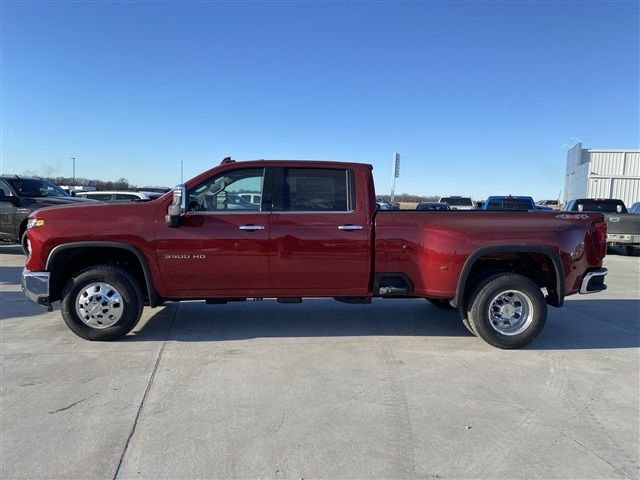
[45, 241, 160, 307]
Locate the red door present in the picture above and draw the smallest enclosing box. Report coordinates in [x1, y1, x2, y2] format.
[268, 167, 372, 296]
[155, 166, 272, 296]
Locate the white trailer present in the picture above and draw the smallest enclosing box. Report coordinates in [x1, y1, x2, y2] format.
[564, 143, 640, 208]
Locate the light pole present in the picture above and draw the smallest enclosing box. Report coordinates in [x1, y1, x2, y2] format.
[71, 157, 76, 183]
[391, 153, 400, 202]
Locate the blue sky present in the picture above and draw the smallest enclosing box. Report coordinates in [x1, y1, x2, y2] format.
[1, 1, 638, 200]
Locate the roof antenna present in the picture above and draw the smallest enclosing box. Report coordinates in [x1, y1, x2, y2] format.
[220, 156, 235, 165]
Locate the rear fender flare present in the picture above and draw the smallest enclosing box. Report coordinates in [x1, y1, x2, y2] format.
[451, 245, 565, 309]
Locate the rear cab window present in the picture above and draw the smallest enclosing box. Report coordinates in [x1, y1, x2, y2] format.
[486, 199, 533, 210]
[439, 196, 473, 208]
[573, 199, 627, 214]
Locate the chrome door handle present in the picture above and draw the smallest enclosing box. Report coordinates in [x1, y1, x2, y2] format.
[337, 224, 364, 231]
[239, 224, 265, 231]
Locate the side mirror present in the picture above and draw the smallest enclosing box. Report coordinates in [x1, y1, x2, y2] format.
[165, 184, 187, 227]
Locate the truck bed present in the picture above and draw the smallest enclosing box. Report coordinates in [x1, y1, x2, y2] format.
[374, 210, 604, 299]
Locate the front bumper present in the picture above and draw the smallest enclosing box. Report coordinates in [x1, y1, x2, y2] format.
[579, 268, 608, 294]
[607, 233, 640, 246]
[21, 269, 52, 311]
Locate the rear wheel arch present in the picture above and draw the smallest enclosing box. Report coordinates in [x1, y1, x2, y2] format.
[451, 245, 565, 310]
[45, 242, 160, 307]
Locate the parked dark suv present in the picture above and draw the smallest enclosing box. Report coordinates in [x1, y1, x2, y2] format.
[0, 175, 94, 254]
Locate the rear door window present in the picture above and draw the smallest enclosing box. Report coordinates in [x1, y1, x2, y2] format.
[275, 168, 354, 212]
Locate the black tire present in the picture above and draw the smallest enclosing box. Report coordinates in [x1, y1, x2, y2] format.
[426, 298, 455, 310]
[20, 230, 30, 256]
[456, 270, 503, 337]
[467, 273, 547, 349]
[61, 265, 143, 341]
[427, 298, 476, 335]
[626, 246, 638, 256]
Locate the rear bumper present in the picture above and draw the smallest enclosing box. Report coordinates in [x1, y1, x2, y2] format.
[21, 269, 52, 310]
[579, 268, 608, 294]
[606, 233, 640, 246]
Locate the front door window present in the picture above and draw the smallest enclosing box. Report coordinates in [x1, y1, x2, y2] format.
[188, 168, 265, 212]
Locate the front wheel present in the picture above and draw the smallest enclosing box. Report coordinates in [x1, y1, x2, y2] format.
[626, 246, 639, 256]
[61, 265, 143, 341]
[467, 273, 547, 349]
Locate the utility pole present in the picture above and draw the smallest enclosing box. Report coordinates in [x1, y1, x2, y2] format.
[71, 157, 76, 183]
[390, 153, 400, 202]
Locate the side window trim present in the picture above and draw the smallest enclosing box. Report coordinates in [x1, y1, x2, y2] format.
[346, 169, 355, 211]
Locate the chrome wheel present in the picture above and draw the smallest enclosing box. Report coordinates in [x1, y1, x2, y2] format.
[487, 289, 534, 336]
[75, 282, 124, 329]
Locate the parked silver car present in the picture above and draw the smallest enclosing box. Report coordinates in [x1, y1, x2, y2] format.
[76, 191, 165, 203]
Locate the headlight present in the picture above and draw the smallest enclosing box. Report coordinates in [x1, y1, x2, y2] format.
[27, 218, 45, 229]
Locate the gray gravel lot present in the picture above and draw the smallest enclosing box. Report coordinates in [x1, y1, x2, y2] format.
[1, 244, 639, 479]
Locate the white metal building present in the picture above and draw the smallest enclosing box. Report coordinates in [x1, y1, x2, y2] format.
[564, 142, 640, 208]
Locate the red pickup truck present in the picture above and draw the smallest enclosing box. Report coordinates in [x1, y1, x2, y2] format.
[22, 159, 608, 349]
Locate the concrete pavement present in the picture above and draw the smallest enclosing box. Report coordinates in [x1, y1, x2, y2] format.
[1, 244, 638, 479]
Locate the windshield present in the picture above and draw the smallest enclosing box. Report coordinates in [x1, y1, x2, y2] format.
[7, 178, 68, 198]
[440, 197, 473, 207]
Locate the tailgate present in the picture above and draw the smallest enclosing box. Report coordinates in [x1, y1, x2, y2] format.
[604, 213, 640, 235]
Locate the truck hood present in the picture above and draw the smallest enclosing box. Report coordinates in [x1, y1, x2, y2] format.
[29, 199, 160, 218]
